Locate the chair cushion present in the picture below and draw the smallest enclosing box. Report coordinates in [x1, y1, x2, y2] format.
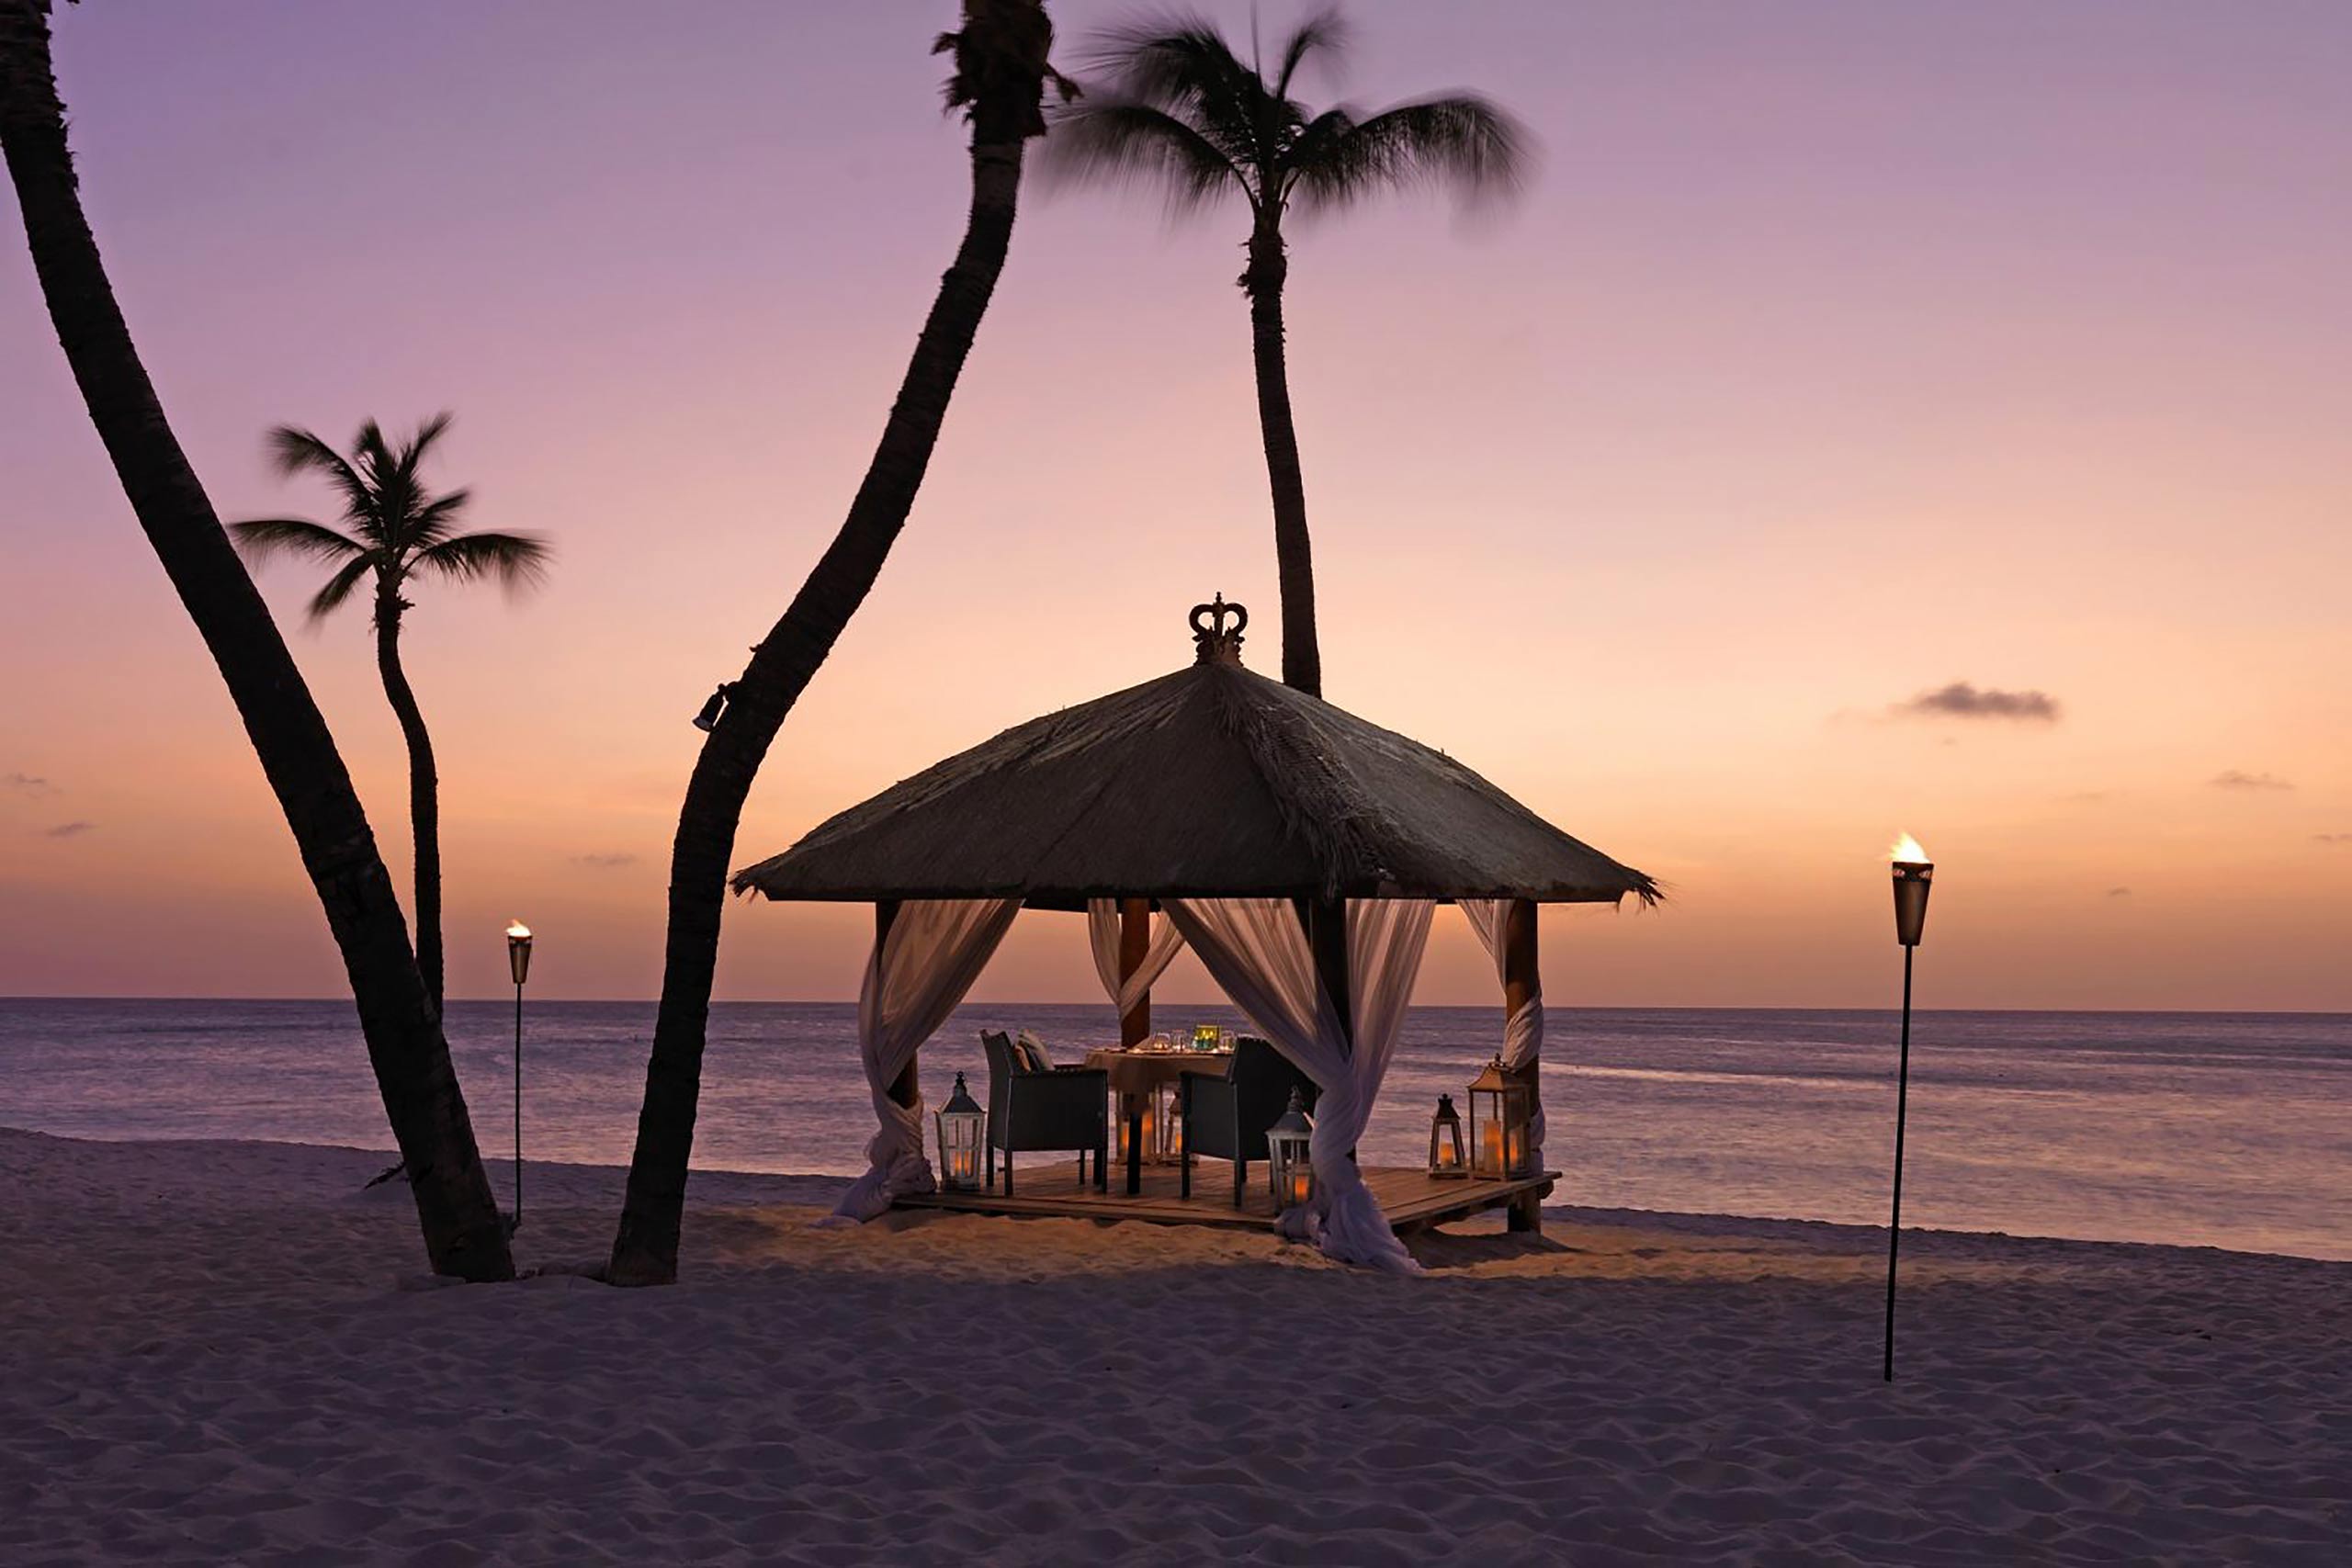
[1013, 1031, 1053, 1074]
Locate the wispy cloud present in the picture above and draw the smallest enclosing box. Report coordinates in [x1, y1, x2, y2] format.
[2106, 886, 2133, 897]
[2316, 832, 2351, 845]
[2210, 770, 2293, 792]
[41, 820, 96, 839]
[1895, 682, 2061, 723]
[571, 852, 639, 869]
[5, 772, 50, 794]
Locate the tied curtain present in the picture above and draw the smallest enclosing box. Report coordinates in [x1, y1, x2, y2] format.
[1162, 897, 1435, 1275]
[1084, 898, 1187, 1019]
[1459, 900, 1545, 1163]
[822, 897, 1022, 1225]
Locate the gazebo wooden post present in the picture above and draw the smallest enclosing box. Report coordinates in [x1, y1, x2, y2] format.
[1502, 897, 1543, 1234]
[1117, 897, 1152, 1046]
[1302, 897, 1351, 1040]
[1301, 897, 1354, 1171]
[877, 901, 917, 1114]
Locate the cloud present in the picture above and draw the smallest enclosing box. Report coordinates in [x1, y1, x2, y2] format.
[41, 820, 96, 839]
[5, 772, 50, 794]
[1896, 682, 2061, 723]
[571, 852, 639, 869]
[2210, 770, 2293, 792]
[2316, 833, 2351, 845]
[2106, 886, 2132, 897]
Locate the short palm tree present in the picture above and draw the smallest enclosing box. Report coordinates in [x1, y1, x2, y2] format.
[1044, 6, 1528, 697]
[233, 416, 549, 1017]
[1, 0, 511, 1278]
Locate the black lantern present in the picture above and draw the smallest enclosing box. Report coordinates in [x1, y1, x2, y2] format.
[1467, 1056, 1534, 1179]
[934, 1072, 985, 1193]
[691, 682, 734, 733]
[1428, 1093, 1467, 1179]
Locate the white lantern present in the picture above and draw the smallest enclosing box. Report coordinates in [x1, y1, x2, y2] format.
[1264, 1088, 1316, 1211]
[934, 1073, 985, 1193]
[1467, 1056, 1533, 1179]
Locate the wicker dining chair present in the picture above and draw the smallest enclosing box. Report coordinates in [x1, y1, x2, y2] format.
[979, 1030, 1109, 1196]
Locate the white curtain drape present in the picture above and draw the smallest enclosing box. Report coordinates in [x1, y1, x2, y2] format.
[1460, 899, 1545, 1163]
[1084, 898, 1187, 1019]
[821, 897, 1022, 1225]
[1161, 897, 1435, 1274]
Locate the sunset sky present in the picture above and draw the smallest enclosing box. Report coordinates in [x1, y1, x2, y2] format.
[3, 1, 2346, 1010]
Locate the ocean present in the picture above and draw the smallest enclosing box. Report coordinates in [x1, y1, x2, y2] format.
[3, 998, 2346, 1261]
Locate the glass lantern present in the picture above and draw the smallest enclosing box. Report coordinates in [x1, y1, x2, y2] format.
[933, 1072, 985, 1193]
[1264, 1088, 1317, 1211]
[1428, 1092, 1467, 1179]
[1467, 1056, 1533, 1179]
[1150, 1078, 1184, 1164]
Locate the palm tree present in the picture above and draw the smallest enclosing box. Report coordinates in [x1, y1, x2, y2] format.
[1043, 6, 1528, 697]
[233, 417, 550, 1019]
[606, 0, 1072, 1286]
[0, 0, 513, 1280]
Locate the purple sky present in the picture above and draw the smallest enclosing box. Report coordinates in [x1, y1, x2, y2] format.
[4, 2, 2348, 1007]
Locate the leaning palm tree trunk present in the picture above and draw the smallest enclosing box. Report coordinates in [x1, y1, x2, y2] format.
[375, 596, 445, 1015]
[608, 1, 1062, 1286]
[1243, 220, 1321, 697]
[0, 0, 512, 1281]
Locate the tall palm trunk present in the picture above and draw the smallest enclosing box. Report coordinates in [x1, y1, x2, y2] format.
[1242, 220, 1321, 698]
[606, 72, 1040, 1287]
[0, 0, 511, 1280]
[374, 593, 443, 1016]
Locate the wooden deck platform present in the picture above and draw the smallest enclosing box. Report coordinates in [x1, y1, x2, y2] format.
[895, 1162, 1556, 1234]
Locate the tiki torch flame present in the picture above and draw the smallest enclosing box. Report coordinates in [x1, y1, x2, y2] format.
[506, 919, 531, 940]
[1888, 831, 1930, 866]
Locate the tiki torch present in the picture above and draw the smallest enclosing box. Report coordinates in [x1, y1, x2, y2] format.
[506, 919, 532, 1234]
[1883, 834, 1932, 1382]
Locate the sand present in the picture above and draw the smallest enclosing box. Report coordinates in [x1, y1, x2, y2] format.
[0, 1126, 2345, 1565]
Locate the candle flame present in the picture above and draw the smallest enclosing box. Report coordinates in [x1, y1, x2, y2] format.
[506, 919, 532, 940]
[1888, 832, 1930, 865]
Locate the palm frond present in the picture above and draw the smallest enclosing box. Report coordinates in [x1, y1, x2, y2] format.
[265, 425, 374, 528]
[1037, 96, 1248, 215]
[303, 553, 377, 626]
[1286, 92, 1531, 217]
[1272, 6, 1350, 99]
[411, 531, 552, 596]
[1080, 11, 1237, 103]
[227, 515, 369, 569]
[404, 487, 474, 550]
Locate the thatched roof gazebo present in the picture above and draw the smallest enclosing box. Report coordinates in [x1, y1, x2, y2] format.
[735, 598, 1656, 1271]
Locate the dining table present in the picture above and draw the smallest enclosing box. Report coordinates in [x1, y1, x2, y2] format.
[1082, 1044, 1235, 1195]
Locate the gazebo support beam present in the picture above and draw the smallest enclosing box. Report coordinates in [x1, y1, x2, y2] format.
[1117, 897, 1152, 1046]
[1502, 897, 1543, 1234]
[877, 900, 919, 1111]
[1300, 897, 1351, 1044]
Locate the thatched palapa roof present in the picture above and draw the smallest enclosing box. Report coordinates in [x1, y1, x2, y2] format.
[732, 601, 1657, 911]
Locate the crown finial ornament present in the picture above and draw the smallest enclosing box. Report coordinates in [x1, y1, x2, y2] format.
[1189, 594, 1248, 665]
